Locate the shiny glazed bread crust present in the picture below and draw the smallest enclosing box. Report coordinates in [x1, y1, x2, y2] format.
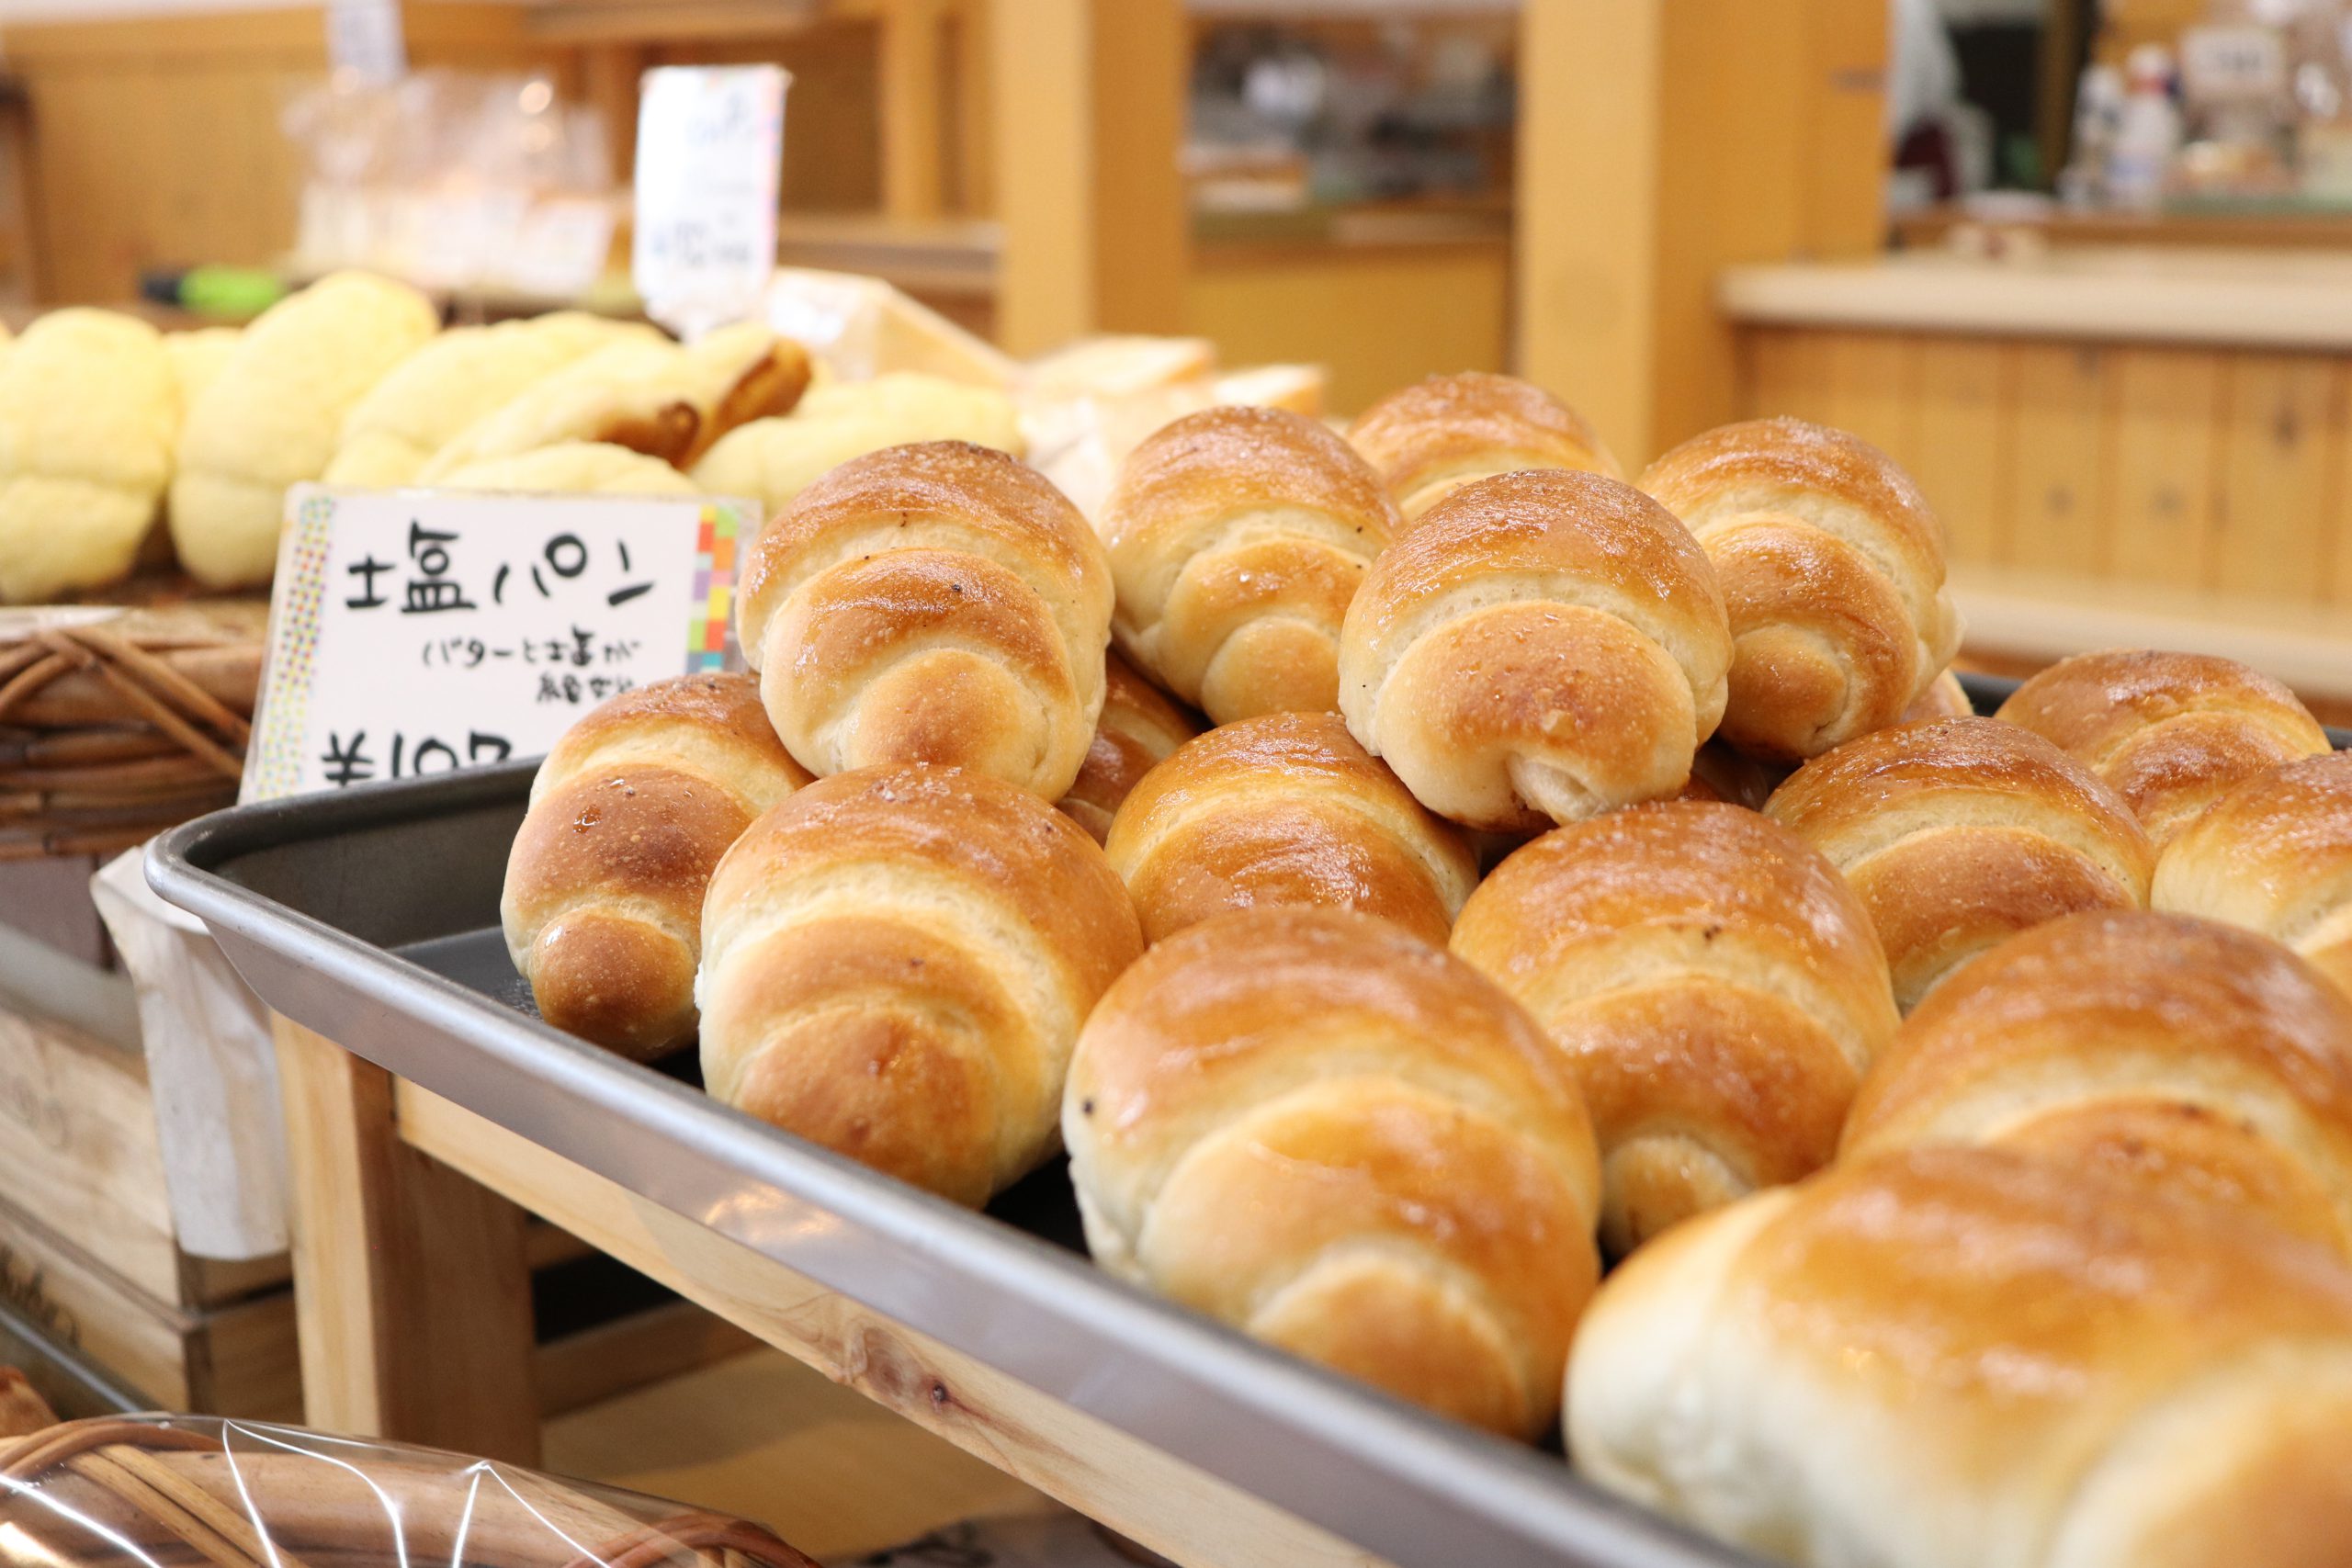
[1640, 416, 1962, 761]
[1337, 468, 1731, 833]
[698, 763, 1142, 1206]
[1345, 371, 1623, 525]
[2154, 749, 2352, 999]
[1100, 404, 1398, 724]
[1104, 710, 1477, 946]
[1765, 716, 2153, 1010]
[735, 441, 1114, 800]
[1567, 1145, 2352, 1568]
[1452, 802, 1897, 1257]
[1063, 907, 1600, 1438]
[1055, 650, 1200, 844]
[501, 672, 810, 1058]
[1843, 910, 2352, 1254]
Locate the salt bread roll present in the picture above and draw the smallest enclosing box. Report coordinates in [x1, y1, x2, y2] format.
[326, 312, 651, 487]
[170, 271, 439, 586]
[1997, 649, 2332, 848]
[1844, 910, 2352, 1254]
[1063, 907, 1600, 1438]
[1453, 802, 1897, 1257]
[1055, 650, 1198, 844]
[437, 442, 698, 497]
[1765, 716, 2153, 1010]
[734, 442, 1114, 800]
[503, 672, 809, 1057]
[1338, 468, 1732, 832]
[690, 372, 1023, 518]
[2154, 749, 2352, 998]
[1568, 1145, 2352, 1568]
[699, 763, 1142, 1205]
[1105, 710, 1476, 947]
[0, 310, 177, 603]
[1641, 417, 1962, 761]
[1100, 404, 1398, 725]
[1346, 370, 1622, 525]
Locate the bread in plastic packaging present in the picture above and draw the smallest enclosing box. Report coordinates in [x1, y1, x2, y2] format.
[0, 309, 179, 603]
[691, 370, 1022, 517]
[0, 1416, 820, 1568]
[438, 441, 700, 497]
[325, 310, 658, 488]
[169, 271, 439, 587]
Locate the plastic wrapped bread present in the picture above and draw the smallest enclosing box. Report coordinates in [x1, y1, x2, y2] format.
[0, 310, 179, 603]
[170, 271, 439, 587]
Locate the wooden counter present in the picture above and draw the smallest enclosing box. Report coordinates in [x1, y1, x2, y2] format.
[1719, 247, 2352, 694]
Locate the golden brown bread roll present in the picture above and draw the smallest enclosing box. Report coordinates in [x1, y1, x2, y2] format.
[2154, 750, 2352, 998]
[1104, 710, 1476, 947]
[1099, 404, 1398, 725]
[1568, 1145, 2352, 1568]
[735, 441, 1114, 800]
[1345, 370, 1623, 525]
[1063, 907, 1600, 1438]
[1765, 716, 2153, 1010]
[502, 673, 810, 1058]
[1996, 649, 2332, 849]
[1338, 469, 1732, 832]
[1452, 802, 1896, 1256]
[1640, 417, 1962, 761]
[1843, 910, 2352, 1253]
[1054, 650, 1198, 844]
[1901, 666, 1973, 723]
[699, 763, 1141, 1204]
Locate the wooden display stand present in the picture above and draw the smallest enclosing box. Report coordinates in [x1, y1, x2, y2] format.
[270, 1017, 1380, 1568]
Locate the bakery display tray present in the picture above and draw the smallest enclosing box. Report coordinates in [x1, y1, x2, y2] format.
[141, 675, 2346, 1568]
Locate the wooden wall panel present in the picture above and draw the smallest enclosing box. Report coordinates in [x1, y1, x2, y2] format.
[2215, 355, 2343, 605]
[2104, 347, 2223, 589]
[1818, 330, 1917, 467]
[2006, 344, 2111, 581]
[1909, 339, 2011, 566]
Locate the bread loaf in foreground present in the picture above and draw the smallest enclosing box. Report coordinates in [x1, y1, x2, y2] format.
[1064, 908, 1600, 1438]
[701, 763, 1141, 1205]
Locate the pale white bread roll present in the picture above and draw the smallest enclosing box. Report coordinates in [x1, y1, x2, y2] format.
[417, 336, 697, 481]
[169, 271, 439, 587]
[699, 762, 1142, 1205]
[1055, 649, 1198, 844]
[326, 311, 656, 487]
[1841, 910, 2352, 1254]
[1901, 665, 1973, 724]
[502, 672, 809, 1058]
[1100, 404, 1399, 725]
[1064, 907, 1600, 1438]
[1211, 363, 1326, 418]
[1338, 468, 1732, 833]
[163, 326, 241, 416]
[0, 310, 177, 603]
[1346, 370, 1623, 526]
[1104, 710, 1476, 947]
[1453, 802, 1897, 1258]
[1765, 716, 2153, 1010]
[1641, 417, 1962, 762]
[436, 442, 699, 497]
[735, 441, 1114, 800]
[1567, 1145, 2352, 1568]
[2154, 750, 2352, 999]
[1997, 649, 2332, 849]
[689, 372, 1023, 518]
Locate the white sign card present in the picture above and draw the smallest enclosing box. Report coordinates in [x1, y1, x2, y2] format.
[246, 487, 754, 802]
[632, 65, 790, 340]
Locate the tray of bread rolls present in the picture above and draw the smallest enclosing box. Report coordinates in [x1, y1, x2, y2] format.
[151, 383, 2352, 1568]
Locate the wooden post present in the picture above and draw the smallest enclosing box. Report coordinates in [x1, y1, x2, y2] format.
[1515, 0, 1888, 466]
[880, 0, 947, 220]
[273, 1017, 540, 1463]
[986, 0, 1186, 354]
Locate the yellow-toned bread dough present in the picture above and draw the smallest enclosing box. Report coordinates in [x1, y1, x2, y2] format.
[325, 312, 659, 488]
[0, 309, 178, 603]
[164, 327, 242, 419]
[688, 372, 1022, 517]
[170, 272, 438, 587]
[436, 442, 698, 497]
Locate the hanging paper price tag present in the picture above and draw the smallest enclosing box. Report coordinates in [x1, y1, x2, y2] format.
[632, 65, 789, 341]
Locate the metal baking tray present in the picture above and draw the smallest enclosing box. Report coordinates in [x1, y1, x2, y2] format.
[141, 675, 2348, 1568]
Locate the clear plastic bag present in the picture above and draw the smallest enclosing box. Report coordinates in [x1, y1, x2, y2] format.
[0, 1416, 819, 1568]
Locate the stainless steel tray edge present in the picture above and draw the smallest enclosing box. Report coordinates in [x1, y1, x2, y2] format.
[147, 767, 1747, 1568]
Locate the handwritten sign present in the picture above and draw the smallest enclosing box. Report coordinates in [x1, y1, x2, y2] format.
[632, 65, 789, 340]
[246, 487, 752, 802]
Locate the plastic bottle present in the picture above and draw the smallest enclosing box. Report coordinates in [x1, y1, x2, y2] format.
[2108, 44, 2184, 209]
